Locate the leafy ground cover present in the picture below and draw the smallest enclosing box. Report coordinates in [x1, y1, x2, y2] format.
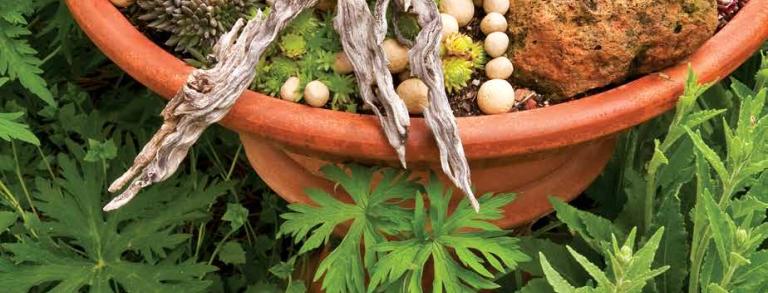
[1, 1, 767, 292]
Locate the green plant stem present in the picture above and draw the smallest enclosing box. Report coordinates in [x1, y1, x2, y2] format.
[719, 261, 739, 289]
[207, 228, 238, 265]
[688, 168, 741, 293]
[688, 229, 711, 293]
[11, 142, 38, 217]
[36, 146, 56, 180]
[643, 171, 657, 235]
[0, 180, 38, 238]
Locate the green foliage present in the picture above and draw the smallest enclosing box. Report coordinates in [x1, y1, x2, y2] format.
[540, 228, 669, 293]
[278, 166, 529, 292]
[0, 112, 38, 145]
[0, 155, 224, 292]
[253, 10, 359, 112]
[0, 1, 53, 105]
[520, 54, 768, 293]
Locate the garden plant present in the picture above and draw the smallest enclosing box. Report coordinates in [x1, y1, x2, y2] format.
[1, 0, 768, 292]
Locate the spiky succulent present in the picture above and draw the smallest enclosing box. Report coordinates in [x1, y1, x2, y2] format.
[279, 33, 308, 59]
[136, 0, 259, 54]
[442, 57, 474, 94]
[441, 32, 486, 93]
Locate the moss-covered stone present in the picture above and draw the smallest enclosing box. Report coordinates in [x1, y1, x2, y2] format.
[507, 0, 718, 99]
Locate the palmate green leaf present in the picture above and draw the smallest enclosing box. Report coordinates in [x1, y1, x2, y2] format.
[0, 156, 225, 292]
[277, 164, 419, 293]
[368, 174, 528, 292]
[0, 112, 39, 145]
[651, 193, 689, 293]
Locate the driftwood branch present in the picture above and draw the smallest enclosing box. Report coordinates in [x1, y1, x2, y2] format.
[107, 0, 478, 212]
[334, 0, 411, 166]
[396, 0, 478, 211]
[104, 0, 318, 211]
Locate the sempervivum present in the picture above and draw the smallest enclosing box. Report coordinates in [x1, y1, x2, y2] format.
[136, 0, 258, 54]
[718, 0, 749, 28]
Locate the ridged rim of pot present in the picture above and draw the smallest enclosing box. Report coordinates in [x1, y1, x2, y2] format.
[65, 0, 768, 162]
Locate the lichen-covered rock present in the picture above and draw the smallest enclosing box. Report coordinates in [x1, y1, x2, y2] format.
[507, 0, 718, 99]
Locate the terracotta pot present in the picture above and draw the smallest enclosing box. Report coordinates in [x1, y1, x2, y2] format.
[66, 0, 768, 227]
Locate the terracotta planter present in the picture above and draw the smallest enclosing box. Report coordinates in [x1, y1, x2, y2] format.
[66, 0, 768, 227]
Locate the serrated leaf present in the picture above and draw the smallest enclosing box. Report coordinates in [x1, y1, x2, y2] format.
[651, 193, 689, 293]
[701, 188, 735, 266]
[0, 112, 39, 145]
[278, 165, 419, 293]
[219, 241, 246, 265]
[565, 246, 611, 287]
[366, 173, 527, 292]
[540, 253, 578, 293]
[0, 156, 223, 292]
[0, 21, 54, 105]
[687, 128, 729, 185]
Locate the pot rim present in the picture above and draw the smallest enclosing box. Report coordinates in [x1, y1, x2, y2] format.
[65, 0, 768, 162]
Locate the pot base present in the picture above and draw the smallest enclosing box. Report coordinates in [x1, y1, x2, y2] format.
[240, 134, 617, 228]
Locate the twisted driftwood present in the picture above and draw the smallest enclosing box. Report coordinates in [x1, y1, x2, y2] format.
[106, 0, 478, 212]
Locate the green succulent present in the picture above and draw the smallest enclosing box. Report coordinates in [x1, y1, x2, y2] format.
[441, 32, 486, 93]
[135, 0, 259, 54]
[279, 33, 308, 59]
[442, 32, 486, 68]
[442, 57, 474, 94]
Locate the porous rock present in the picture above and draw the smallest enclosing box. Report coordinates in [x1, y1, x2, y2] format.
[507, 0, 718, 99]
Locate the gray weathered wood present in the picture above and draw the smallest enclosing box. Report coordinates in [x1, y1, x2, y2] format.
[105, 0, 318, 211]
[334, 0, 412, 166]
[107, 0, 479, 212]
[395, 0, 478, 211]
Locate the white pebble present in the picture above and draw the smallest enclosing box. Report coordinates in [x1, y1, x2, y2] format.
[478, 79, 516, 115]
[304, 80, 330, 107]
[484, 32, 510, 58]
[396, 78, 430, 114]
[483, 0, 509, 14]
[439, 0, 475, 26]
[383, 39, 410, 74]
[480, 12, 508, 35]
[280, 77, 301, 102]
[485, 57, 514, 79]
[441, 14, 460, 40]
[333, 52, 354, 74]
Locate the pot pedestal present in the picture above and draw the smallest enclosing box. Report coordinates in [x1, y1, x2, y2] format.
[240, 133, 617, 228]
